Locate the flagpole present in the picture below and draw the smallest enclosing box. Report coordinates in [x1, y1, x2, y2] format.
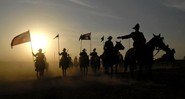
[58, 34, 60, 64]
[90, 33, 92, 54]
[30, 42, 35, 62]
[29, 31, 35, 63]
[58, 34, 60, 52]
[80, 40, 82, 52]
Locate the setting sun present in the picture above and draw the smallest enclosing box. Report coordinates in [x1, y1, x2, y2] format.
[31, 34, 48, 51]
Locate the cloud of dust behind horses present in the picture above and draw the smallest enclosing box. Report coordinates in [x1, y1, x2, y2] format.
[0, 61, 37, 82]
[0, 61, 130, 87]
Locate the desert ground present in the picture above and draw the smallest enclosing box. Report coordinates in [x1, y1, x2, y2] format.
[0, 61, 185, 99]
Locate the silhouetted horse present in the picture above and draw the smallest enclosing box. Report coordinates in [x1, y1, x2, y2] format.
[90, 55, 100, 74]
[59, 57, 70, 77]
[101, 41, 125, 75]
[79, 55, 89, 75]
[35, 58, 46, 79]
[124, 34, 169, 79]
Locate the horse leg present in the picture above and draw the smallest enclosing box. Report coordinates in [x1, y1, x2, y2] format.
[124, 60, 128, 72]
[138, 64, 143, 81]
[63, 69, 65, 77]
[115, 64, 118, 74]
[94, 66, 97, 74]
[41, 70, 44, 79]
[80, 66, 82, 72]
[86, 67, 88, 75]
[65, 69, 67, 77]
[38, 71, 42, 80]
[147, 63, 153, 80]
[130, 64, 135, 78]
[64, 69, 66, 77]
[82, 67, 85, 76]
[36, 71, 39, 79]
[62, 69, 65, 77]
[104, 66, 108, 74]
[110, 65, 113, 76]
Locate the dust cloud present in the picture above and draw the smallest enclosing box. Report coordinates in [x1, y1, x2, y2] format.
[0, 61, 127, 86]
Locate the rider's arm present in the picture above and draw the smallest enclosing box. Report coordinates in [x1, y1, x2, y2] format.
[32, 52, 36, 57]
[117, 33, 132, 39]
[58, 52, 61, 55]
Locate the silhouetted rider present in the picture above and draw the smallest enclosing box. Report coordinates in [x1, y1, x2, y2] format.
[58, 48, 69, 68]
[59, 48, 68, 60]
[79, 48, 89, 68]
[32, 48, 45, 71]
[118, 24, 146, 48]
[117, 24, 146, 63]
[80, 48, 88, 58]
[32, 48, 45, 62]
[90, 48, 98, 57]
[104, 36, 114, 53]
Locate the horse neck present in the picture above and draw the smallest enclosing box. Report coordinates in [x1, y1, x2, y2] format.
[114, 47, 119, 54]
[146, 39, 157, 53]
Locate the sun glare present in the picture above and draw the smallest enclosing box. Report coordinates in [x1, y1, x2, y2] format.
[31, 34, 48, 52]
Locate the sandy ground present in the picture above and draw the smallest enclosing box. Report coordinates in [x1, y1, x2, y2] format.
[0, 61, 185, 99]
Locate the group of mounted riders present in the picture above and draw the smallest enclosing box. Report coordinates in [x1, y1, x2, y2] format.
[32, 23, 175, 80]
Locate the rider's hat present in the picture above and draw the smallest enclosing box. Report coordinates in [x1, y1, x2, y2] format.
[63, 48, 66, 51]
[82, 48, 86, 51]
[38, 48, 42, 52]
[107, 36, 112, 40]
[93, 48, 96, 51]
[133, 23, 140, 30]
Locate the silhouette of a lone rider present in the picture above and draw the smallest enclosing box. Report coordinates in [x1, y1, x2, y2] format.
[90, 48, 98, 57]
[103, 36, 114, 66]
[104, 36, 114, 53]
[90, 48, 98, 65]
[80, 48, 88, 58]
[32, 48, 45, 61]
[59, 48, 68, 60]
[59, 48, 69, 68]
[80, 48, 89, 66]
[32, 48, 45, 71]
[117, 23, 146, 64]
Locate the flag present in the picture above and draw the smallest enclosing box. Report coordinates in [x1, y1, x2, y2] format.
[101, 36, 104, 42]
[79, 32, 91, 41]
[53, 34, 59, 39]
[11, 30, 31, 48]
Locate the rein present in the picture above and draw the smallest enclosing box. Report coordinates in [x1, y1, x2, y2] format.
[153, 47, 160, 57]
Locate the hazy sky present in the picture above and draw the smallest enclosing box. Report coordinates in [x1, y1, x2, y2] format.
[0, 0, 185, 62]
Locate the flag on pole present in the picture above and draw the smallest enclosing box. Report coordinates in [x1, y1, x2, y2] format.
[11, 30, 31, 48]
[79, 32, 91, 41]
[101, 36, 104, 42]
[53, 34, 59, 39]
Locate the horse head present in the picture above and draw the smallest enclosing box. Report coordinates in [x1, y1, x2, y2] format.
[115, 41, 125, 50]
[148, 34, 167, 52]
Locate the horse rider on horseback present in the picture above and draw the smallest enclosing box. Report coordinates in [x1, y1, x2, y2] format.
[59, 48, 68, 67]
[103, 36, 114, 58]
[117, 23, 146, 64]
[90, 48, 98, 57]
[79, 48, 89, 70]
[32, 48, 45, 71]
[90, 48, 98, 65]
[80, 48, 88, 58]
[104, 36, 114, 53]
[59, 48, 68, 58]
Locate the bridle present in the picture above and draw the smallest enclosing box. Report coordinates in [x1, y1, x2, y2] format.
[153, 47, 161, 57]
